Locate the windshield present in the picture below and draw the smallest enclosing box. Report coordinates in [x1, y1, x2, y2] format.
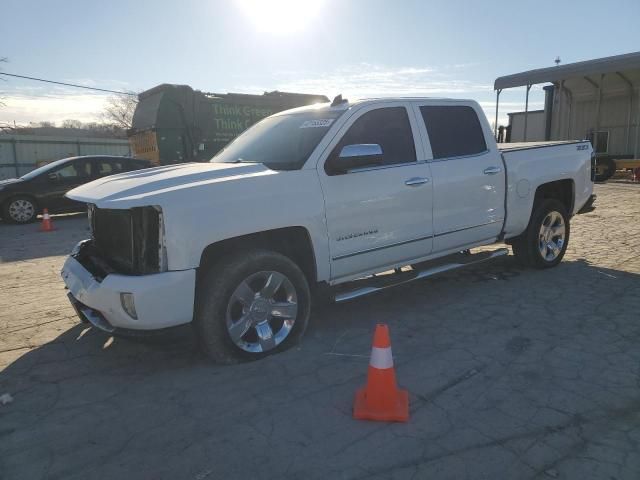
[211, 110, 344, 170]
[20, 157, 74, 180]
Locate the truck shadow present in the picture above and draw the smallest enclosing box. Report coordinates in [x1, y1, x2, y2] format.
[1, 257, 638, 480]
[1, 257, 637, 380]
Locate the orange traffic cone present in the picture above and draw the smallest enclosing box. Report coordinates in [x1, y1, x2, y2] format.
[353, 323, 409, 422]
[39, 208, 56, 232]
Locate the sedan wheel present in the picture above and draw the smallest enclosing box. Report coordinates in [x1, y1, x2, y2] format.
[7, 198, 37, 223]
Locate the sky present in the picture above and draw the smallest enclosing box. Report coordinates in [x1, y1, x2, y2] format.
[1, 0, 639, 126]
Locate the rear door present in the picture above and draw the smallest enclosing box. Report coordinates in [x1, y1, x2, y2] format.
[412, 102, 505, 252]
[92, 159, 124, 179]
[318, 103, 434, 282]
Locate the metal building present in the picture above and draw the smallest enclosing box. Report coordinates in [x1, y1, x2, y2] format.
[0, 135, 131, 180]
[494, 51, 640, 180]
[507, 110, 545, 142]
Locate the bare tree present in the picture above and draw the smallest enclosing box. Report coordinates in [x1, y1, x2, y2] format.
[101, 92, 138, 130]
[62, 119, 83, 129]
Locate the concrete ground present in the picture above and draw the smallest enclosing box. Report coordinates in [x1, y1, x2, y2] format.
[1, 183, 639, 480]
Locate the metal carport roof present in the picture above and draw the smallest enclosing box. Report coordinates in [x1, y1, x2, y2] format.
[494, 51, 640, 90]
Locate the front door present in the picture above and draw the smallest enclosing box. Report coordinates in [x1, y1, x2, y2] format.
[41, 159, 91, 211]
[318, 103, 434, 282]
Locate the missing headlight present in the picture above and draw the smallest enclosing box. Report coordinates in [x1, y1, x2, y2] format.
[92, 206, 165, 275]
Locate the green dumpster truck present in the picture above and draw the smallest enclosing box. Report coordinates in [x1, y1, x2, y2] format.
[129, 84, 329, 165]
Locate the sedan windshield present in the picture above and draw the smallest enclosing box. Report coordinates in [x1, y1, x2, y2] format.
[20, 157, 72, 180]
[211, 110, 344, 170]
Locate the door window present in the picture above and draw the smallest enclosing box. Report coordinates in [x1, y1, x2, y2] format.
[328, 107, 416, 174]
[95, 160, 123, 177]
[49, 161, 90, 181]
[420, 106, 487, 159]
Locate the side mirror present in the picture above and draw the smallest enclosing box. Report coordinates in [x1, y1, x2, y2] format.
[47, 172, 58, 182]
[329, 144, 383, 174]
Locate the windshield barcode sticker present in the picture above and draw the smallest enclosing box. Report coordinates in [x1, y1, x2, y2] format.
[300, 119, 334, 129]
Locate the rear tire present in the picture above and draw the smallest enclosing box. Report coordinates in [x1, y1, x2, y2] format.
[194, 249, 311, 364]
[2, 196, 38, 224]
[511, 198, 570, 269]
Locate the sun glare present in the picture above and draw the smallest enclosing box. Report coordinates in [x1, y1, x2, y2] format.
[236, 0, 325, 34]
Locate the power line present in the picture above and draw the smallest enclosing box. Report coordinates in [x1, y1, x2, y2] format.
[0, 72, 137, 96]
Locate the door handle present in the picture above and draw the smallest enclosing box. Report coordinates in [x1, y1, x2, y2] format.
[483, 166, 502, 175]
[405, 177, 430, 186]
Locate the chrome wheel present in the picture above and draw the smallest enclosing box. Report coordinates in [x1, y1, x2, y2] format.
[225, 271, 298, 353]
[8, 199, 35, 223]
[538, 211, 565, 261]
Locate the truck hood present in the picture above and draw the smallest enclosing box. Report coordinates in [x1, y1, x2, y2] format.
[66, 162, 276, 208]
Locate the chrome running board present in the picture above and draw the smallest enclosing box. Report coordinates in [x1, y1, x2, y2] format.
[333, 248, 509, 303]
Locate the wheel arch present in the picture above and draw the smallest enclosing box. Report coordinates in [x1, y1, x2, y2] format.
[533, 179, 575, 215]
[198, 226, 318, 287]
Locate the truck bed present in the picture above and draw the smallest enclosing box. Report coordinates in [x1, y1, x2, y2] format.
[498, 140, 585, 152]
[497, 138, 593, 239]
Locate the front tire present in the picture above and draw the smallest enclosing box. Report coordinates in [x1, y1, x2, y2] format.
[2, 196, 38, 224]
[511, 198, 570, 269]
[194, 249, 311, 364]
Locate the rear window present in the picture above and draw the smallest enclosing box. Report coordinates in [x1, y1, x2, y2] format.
[420, 105, 487, 159]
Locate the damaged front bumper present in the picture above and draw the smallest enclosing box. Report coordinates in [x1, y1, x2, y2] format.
[61, 241, 196, 331]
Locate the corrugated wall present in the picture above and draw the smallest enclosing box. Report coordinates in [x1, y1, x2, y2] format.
[0, 135, 131, 179]
[550, 75, 640, 157]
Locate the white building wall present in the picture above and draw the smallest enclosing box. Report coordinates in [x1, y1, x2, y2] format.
[508, 111, 546, 142]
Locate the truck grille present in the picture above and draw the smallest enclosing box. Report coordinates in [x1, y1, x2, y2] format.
[89, 205, 161, 275]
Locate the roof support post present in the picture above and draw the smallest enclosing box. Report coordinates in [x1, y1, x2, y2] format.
[555, 81, 564, 140]
[584, 75, 603, 152]
[544, 85, 555, 141]
[594, 74, 604, 153]
[564, 86, 573, 139]
[635, 85, 640, 159]
[616, 72, 634, 153]
[494, 89, 502, 140]
[523, 84, 532, 142]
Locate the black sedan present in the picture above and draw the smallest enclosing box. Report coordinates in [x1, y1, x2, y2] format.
[0, 155, 152, 224]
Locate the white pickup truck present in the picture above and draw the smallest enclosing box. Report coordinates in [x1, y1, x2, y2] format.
[61, 96, 596, 363]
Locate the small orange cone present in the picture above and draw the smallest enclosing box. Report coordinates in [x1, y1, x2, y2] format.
[39, 208, 56, 232]
[353, 323, 409, 422]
